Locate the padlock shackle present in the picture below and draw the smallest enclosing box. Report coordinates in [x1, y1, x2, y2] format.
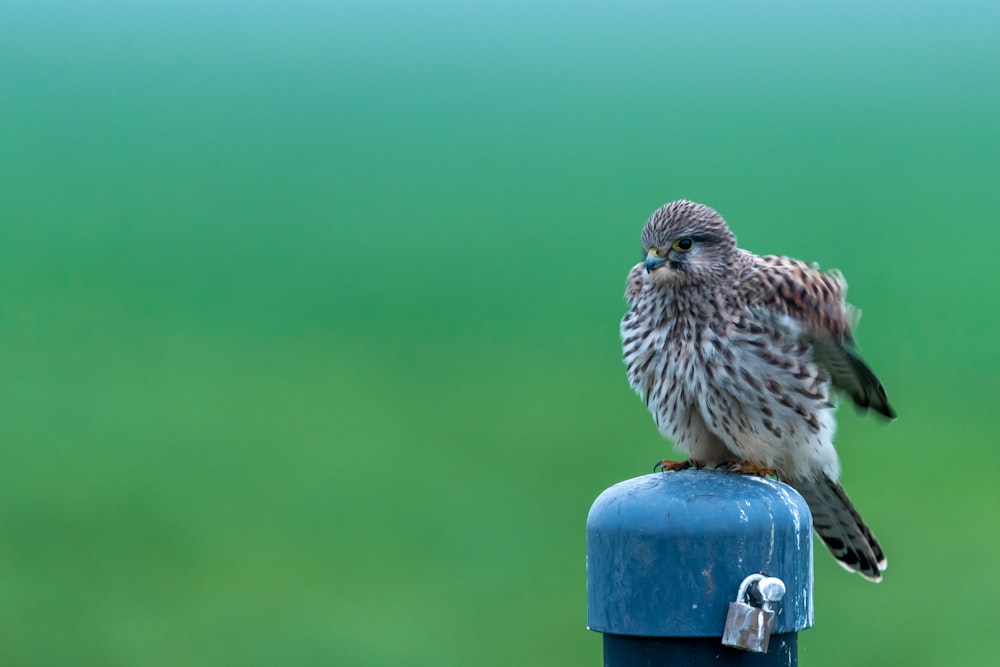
[736, 573, 766, 605]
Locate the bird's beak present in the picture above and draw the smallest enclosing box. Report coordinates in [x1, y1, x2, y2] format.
[644, 249, 666, 273]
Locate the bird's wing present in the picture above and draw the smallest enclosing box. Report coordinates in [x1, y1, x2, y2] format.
[624, 262, 645, 307]
[739, 254, 895, 419]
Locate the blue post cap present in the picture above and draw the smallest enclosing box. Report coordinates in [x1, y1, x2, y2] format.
[587, 471, 814, 638]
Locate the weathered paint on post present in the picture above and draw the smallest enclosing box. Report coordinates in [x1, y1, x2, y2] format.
[587, 471, 814, 665]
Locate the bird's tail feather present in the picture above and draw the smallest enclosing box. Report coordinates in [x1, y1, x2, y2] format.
[790, 475, 886, 582]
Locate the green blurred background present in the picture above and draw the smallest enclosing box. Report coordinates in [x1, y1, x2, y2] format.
[1, 0, 997, 664]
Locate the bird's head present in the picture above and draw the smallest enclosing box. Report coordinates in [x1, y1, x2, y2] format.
[640, 200, 738, 286]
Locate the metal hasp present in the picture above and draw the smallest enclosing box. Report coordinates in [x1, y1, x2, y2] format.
[586, 471, 814, 665]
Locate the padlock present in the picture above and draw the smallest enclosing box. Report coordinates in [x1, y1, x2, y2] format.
[721, 574, 781, 653]
[721, 598, 774, 652]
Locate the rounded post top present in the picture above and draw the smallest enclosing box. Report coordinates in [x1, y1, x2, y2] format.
[587, 471, 814, 637]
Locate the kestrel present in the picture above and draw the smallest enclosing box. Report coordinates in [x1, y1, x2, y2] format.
[621, 200, 894, 581]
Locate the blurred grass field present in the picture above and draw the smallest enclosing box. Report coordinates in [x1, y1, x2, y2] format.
[1, 1, 998, 665]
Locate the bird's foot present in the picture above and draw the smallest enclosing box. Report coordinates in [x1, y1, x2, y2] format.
[653, 458, 705, 473]
[716, 460, 778, 478]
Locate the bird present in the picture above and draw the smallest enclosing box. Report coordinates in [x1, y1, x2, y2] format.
[620, 199, 894, 582]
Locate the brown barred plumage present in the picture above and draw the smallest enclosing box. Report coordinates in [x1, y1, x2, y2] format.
[621, 200, 894, 581]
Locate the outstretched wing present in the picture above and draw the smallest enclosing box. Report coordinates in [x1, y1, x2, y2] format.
[739, 254, 895, 419]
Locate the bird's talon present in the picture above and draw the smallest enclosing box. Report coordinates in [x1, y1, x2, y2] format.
[654, 458, 703, 473]
[719, 460, 777, 478]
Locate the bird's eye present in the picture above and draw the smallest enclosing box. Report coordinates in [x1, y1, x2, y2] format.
[671, 238, 694, 252]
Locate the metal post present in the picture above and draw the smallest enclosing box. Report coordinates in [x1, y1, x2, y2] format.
[587, 471, 814, 665]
